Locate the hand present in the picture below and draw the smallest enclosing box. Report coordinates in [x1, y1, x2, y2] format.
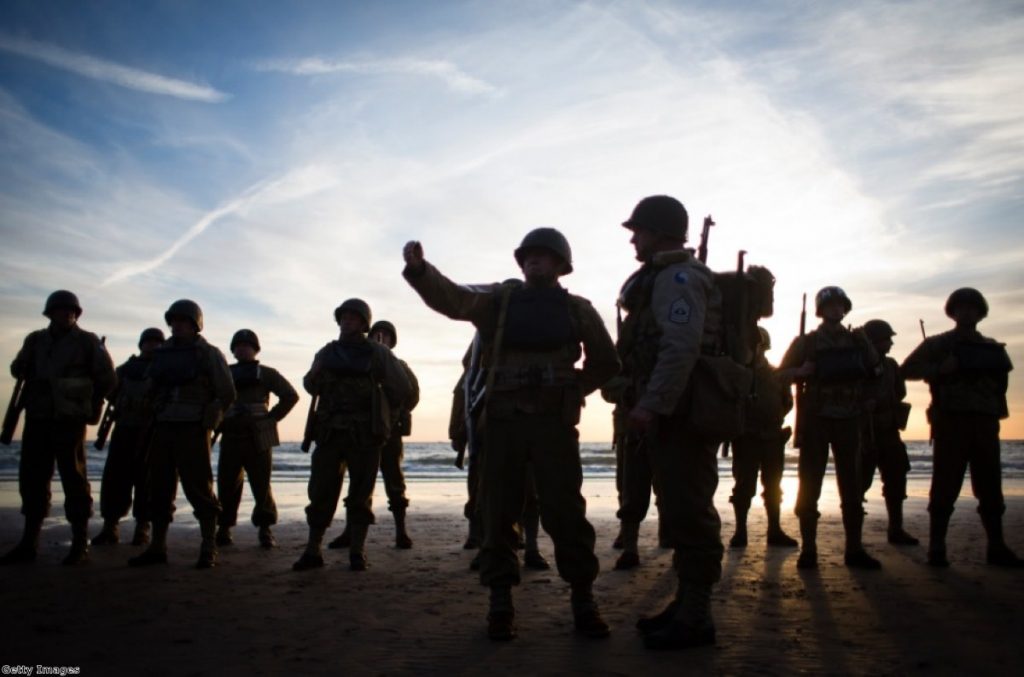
[626, 405, 655, 433]
[795, 360, 815, 379]
[403, 241, 425, 272]
[939, 355, 958, 375]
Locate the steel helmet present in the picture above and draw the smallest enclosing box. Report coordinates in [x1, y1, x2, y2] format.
[138, 327, 166, 348]
[369, 320, 398, 348]
[622, 195, 688, 240]
[43, 290, 82, 318]
[862, 319, 896, 343]
[334, 298, 372, 329]
[513, 227, 573, 274]
[944, 288, 988, 320]
[164, 299, 203, 332]
[814, 286, 852, 317]
[230, 329, 261, 353]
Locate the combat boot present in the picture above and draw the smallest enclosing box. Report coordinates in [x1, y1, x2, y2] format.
[393, 509, 412, 550]
[644, 582, 715, 650]
[636, 599, 679, 634]
[349, 523, 370, 571]
[765, 503, 798, 547]
[128, 522, 169, 567]
[796, 517, 818, 570]
[657, 519, 671, 549]
[885, 498, 919, 545]
[981, 511, 1024, 568]
[571, 582, 610, 638]
[729, 503, 749, 548]
[612, 522, 625, 550]
[196, 517, 218, 569]
[470, 550, 482, 571]
[614, 521, 641, 570]
[487, 585, 516, 641]
[215, 525, 233, 546]
[463, 516, 480, 550]
[62, 519, 90, 565]
[258, 526, 276, 549]
[91, 519, 120, 546]
[293, 526, 325, 571]
[0, 516, 42, 565]
[131, 520, 151, 546]
[927, 510, 951, 567]
[327, 525, 351, 550]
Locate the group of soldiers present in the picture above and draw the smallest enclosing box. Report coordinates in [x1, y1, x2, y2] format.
[1, 194, 1020, 651]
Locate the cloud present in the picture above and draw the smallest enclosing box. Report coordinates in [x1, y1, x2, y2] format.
[0, 34, 228, 102]
[257, 56, 500, 96]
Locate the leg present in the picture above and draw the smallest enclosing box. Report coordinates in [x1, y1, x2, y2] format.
[379, 433, 411, 548]
[615, 432, 653, 567]
[832, 418, 880, 568]
[966, 417, 1021, 566]
[521, 465, 549, 570]
[794, 419, 829, 568]
[216, 435, 246, 545]
[52, 421, 93, 564]
[295, 431, 346, 569]
[928, 416, 970, 566]
[129, 424, 178, 566]
[728, 435, 760, 548]
[1, 418, 54, 564]
[343, 426, 382, 570]
[172, 424, 221, 569]
[760, 432, 797, 546]
[244, 442, 278, 548]
[876, 431, 916, 544]
[95, 423, 135, 543]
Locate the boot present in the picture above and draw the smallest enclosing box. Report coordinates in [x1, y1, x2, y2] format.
[63, 519, 91, 565]
[293, 526, 325, 570]
[571, 582, 610, 638]
[981, 511, 1024, 568]
[215, 525, 233, 547]
[765, 503, 798, 547]
[886, 497, 919, 545]
[349, 523, 370, 571]
[463, 516, 480, 550]
[523, 549, 550, 570]
[393, 510, 412, 550]
[0, 516, 42, 565]
[487, 585, 516, 640]
[657, 518, 671, 549]
[196, 517, 218, 569]
[131, 520, 151, 547]
[91, 519, 120, 546]
[258, 526, 277, 549]
[843, 510, 881, 570]
[636, 599, 680, 634]
[612, 523, 625, 550]
[614, 521, 641, 570]
[129, 522, 169, 567]
[927, 510, 951, 567]
[327, 525, 351, 550]
[729, 503, 748, 548]
[470, 550, 481, 571]
[644, 582, 715, 650]
[796, 517, 818, 570]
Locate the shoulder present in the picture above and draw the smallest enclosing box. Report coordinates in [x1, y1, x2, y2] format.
[73, 327, 104, 347]
[653, 257, 713, 295]
[259, 364, 283, 379]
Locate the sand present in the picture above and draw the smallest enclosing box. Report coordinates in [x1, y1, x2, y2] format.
[1, 476, 1022, 676]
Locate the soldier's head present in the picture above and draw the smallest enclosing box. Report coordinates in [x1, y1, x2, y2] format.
[335, 298, 371, 338]
[164, 299, 203, 340]
[814, 286, 851, 323]
[944, 288, 988, 327]
[231, 329, 261, 362]
[43, 290, 82, 331]
[369, 320, 397, 349]
[756, 327, 772, 355]
[863, 319, 895, 356]
[514, 228, 573, 286]
[622, 195, 688, 262]
[138, 327, 165, 358]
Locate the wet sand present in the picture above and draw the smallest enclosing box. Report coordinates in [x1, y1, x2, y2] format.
[1, 476, 1021, 676]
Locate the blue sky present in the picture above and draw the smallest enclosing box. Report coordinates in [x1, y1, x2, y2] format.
[1, 0, 1022, 441]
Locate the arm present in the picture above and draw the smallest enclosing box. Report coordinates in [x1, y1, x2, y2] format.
[777, 335, 811, 383]
[380, 348, 412, 409]
[402, 241, 497, 327]
[90, 335, 118, 399]
[208, 347, 237, 412]
[265, 367, 300, 421]
[303, 347, 326, 395]
[900, 338, 939, 382]
[400, 360, 420, 411]
[573, 299, 621, 397]
[10, 332, 35, 379]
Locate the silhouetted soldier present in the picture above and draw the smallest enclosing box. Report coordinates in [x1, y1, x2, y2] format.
[902, 288, 1022, 567]
[1, 290, 116, 565]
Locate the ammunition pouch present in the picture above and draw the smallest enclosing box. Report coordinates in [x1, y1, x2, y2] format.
[489, 365, 578, 391]
[52, 377, 94, 421]
[686, 355, 753, 442]
[486, 384, 582, 425]
[397, 410, 413, 437]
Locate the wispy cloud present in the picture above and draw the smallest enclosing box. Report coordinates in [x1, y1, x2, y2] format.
[0, 34, 228, 102]
[257, 56, 500, 96]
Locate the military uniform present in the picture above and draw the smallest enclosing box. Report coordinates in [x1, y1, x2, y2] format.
[2, 315, 116, 564]
[217, 360, 298, 542]
[377, 355, 419, 539]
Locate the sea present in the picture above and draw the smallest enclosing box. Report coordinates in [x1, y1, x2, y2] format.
[1, 439, 1022, 482]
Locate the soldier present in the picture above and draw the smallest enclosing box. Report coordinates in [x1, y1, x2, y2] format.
[91, 327, 165, 547]
[327, 320, 419, 550]
[128, 299, 235, 569]
[901, 288, 1022, 567]
[614, 196, 724, 650]
[778, 286, 882, 571]
[728, 327, 799, 549]
[215, 329, 299, 549]
[1, 290, 116, 565]
[402, 228, 620, 641]
[860, 319, 918, 546]
[293, 299, 412, 572]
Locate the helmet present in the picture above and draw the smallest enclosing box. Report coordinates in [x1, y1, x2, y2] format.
[334, 298, 371, 329]
[138, 327, 166, 348]
[862, 319, 896, 343]
[756, 327, 772, 351]
[944, 288, 988, 320]
[622, 195, 688, 240]
[43, 290, 82, 318]
[164, 299, 204, 332]
[814, 286, 852, 317]
[513, 227, 573, 274]
[230, 329, 261, 353]
[369, 320, 397, 347]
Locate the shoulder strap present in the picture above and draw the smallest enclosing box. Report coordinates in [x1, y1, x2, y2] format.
[482, 285, 514, 401]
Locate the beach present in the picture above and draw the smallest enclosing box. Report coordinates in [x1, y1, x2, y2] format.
[1, 474, 1022, 676]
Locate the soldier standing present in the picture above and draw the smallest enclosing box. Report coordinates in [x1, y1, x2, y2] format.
[1, 290, 116, 565]
[128, 300, 235, 569]
[901, 288, 1022, 567]
[728, 327, 799, 549]
[860, 319, 918, 546]
[293, 299, 412, 572]
[779, 286, 882, 571]
[92, 327, 165, 547]
[614, 196, 724, 650]
[402, 229, 620, 641]
[215, 329, 299, 549]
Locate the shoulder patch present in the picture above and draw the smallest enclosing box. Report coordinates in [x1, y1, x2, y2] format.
[669, 298, 691, 324]
[673, 271, 688, 285]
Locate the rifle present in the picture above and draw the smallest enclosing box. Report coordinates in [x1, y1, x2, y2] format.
[457, 331, 486, 470]
[919, 319, 926, 341]
[793, 293, 808, 448]
[94, 401, 116, 450]
[697, 215, 715, 264]
[300, 394, 319, 453]
[1, 378, 26, 446]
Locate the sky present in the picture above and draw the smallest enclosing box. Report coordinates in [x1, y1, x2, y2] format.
[1, 0, 1022, 442]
